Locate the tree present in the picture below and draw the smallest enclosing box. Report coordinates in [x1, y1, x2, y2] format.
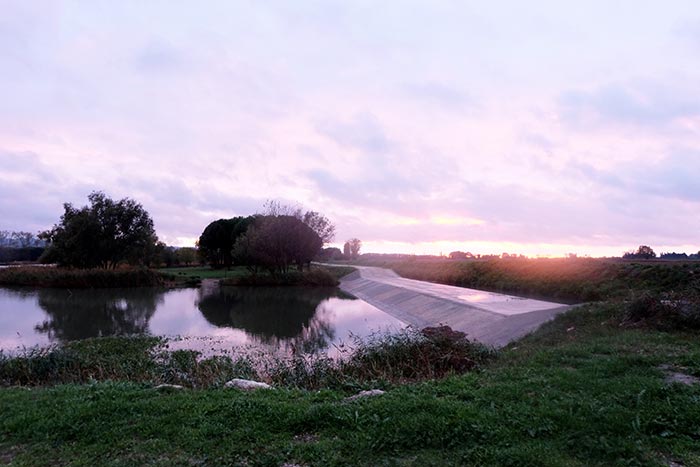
[623, 245, 656, 260]
[233, 215, 323, 274]
[40, 191, 159, 269]
[317, 247, 343, 261]
[197, 216, 253, 268]
[347, 238, 362, 259]
[262, 200, 335, 244]
[175, 247, 197, 266]
[343, 241, 351, 259]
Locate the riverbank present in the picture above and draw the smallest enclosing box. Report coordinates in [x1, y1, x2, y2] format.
[1, 302, 699, 465]
[0, 266, 166, 288]
[163, 265, 356, 287]
[0, 265, 356, 289]
[350, 257, 700, 302]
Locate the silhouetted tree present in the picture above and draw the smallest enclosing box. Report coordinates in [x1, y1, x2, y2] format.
[623, 245, 657, 260]
[448, 251, 474, 260]
[317, 247, 343, 261]
[343, 241, 351, 259]
[233, 215, 322, 274]
[39, 191, 158, 269]
[347, 238, 362, 259]
[197, 216, 253, 268]
[262, 200, 335, 244]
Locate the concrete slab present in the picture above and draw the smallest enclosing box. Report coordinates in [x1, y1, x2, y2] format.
[337, 265, 572, 347]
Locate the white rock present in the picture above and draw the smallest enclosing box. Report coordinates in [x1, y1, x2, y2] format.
[345, 389, 386, 401]
[224, 378, 272, 390]
[154, 384, 185, 391]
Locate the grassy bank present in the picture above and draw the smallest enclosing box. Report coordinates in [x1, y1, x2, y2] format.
[354, 257, 700, 302]
[0, 266, 165, 288]
[220, 266, 355, 287]
[2, 303, 699, 466]
[159, 265, 355, 287]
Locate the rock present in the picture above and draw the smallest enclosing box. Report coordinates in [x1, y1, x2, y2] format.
[224, 378, 272, 390]
[345, 389, 386, 402]
[659, 364, 700, 386]
[154, 384, 185, 391]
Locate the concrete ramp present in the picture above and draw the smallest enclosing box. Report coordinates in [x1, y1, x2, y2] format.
[339, 266, 571, 347]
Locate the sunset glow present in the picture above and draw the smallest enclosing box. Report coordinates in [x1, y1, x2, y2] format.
[1, 2, 699, 257]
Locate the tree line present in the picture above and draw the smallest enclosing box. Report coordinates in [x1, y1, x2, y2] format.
[34, 192, 361, 271]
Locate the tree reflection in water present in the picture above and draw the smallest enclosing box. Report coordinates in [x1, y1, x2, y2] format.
[196, 285, 344, 354]
[35, 288, 164, 342]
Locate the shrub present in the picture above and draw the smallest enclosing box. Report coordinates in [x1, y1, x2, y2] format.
[0, 266, 165, 288]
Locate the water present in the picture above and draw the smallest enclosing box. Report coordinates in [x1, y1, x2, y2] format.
[0, 283, 406, 357]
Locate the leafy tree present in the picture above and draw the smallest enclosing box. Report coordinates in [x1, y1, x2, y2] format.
[262, 200, 335, 244]
[318, 247, 343, 261]
[39, 191, 158, 269]
[347, 238, 362, 259]
[343, 241, 351, 259]
[175, 247, 197, 266]
[233, 215, 322, 274]
[197, 216, 253, 268]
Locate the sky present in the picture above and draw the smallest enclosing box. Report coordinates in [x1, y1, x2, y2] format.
[1, 1, 699, 257]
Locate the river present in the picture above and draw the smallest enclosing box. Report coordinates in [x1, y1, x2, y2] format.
[0, 282, 406, 357]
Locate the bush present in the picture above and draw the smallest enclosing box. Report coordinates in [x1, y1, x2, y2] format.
[221, 268, 339, 286]
[623, 290, 700, 330]
[0, 266, 165, 288]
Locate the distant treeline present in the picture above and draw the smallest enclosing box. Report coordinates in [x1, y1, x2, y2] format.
[0, 247, 45, 264]
[0, 231, 45, 248]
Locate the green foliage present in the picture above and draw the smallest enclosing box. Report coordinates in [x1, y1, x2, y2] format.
[197, 216, 253, 268]
[40, 191, 159, 269]
[233, 215, 323, 275]
[221, 267, 340, 286]
[624, 290, 700, 330]
[0, 266, 165, 288]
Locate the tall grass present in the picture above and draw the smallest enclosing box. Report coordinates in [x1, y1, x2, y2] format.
[221, 267, 342, 286]
[0, 266, 165, 288]
[0, 328, 494, 389]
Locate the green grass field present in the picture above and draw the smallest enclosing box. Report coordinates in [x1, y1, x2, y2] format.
[2, 302, 699, 466]
[158, 266, 250, 280]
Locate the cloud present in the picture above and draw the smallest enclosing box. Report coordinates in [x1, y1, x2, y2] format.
[401, 81, 474, 113]
[559, 81, 700, 127]
[315, 113, 392, 154]
[133, 41, 187, 73]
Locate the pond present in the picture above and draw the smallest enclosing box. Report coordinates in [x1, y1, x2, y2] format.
[0, 283, 406, 357]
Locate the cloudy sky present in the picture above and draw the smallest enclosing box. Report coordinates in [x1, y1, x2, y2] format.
[1, 1, 699, 257]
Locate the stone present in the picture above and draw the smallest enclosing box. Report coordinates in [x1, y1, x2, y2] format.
[224, 378, 272, 390]
[345, 389, 386, 402]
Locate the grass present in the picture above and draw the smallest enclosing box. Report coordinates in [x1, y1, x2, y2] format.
[0, 266, 165, 288]
[1, 302, 699, 466]
[157, 266, 250, 280]
[159, 265, 356, 287]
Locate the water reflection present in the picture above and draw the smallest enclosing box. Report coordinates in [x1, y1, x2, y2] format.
[35, 288, 164, 341]
[0, 284, 405, 356]
[197, 286, 339, 353]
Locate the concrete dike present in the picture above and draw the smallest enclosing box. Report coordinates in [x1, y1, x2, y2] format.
[338, 266, 572, 347]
